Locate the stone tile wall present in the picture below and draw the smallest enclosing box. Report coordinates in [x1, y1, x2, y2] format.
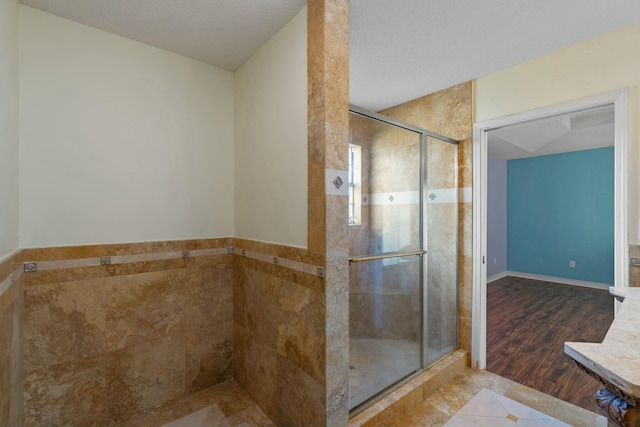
[630, 244, 640, 287]
[380, 82, 474, 356]
[233, 239, 326, 426]
[21, 239, 234, 427]
[348, 113, 422, 342]
[0, 250, 24, 427]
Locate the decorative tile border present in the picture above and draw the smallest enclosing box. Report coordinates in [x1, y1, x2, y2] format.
[0, 249, 23, 298]
[17, 239, 325, 279]
[0, 270, 20, 298]
[235, 247, 324, 278]
[24, 247, 231, 272]
[365, 187, 472, 206]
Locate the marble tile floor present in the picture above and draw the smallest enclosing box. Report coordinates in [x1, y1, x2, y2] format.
[443, 388, 570, 427]
[386, 368, 607, 427]
[350, 337, 421, 409]
[113, 380, 274, 427]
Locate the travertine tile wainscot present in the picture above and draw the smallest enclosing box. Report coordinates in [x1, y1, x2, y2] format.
[22, 239, 234, 427]
[0, 250, 24, 427]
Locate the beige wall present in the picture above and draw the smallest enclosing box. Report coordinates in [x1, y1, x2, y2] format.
[0, 0, 23, 425]
[0, 0, 19, 259]
[476, 21, 640, 244]
[234, 7, 308, 248]
[19, 6, 235, 248]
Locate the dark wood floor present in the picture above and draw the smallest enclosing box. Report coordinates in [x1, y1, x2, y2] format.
[487, 276, 614, 414]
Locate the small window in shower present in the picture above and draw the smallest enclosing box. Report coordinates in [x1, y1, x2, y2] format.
[349, 143, 362, 225]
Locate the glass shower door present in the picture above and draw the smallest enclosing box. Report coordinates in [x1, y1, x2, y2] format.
[348, 111, 423, 410]
[423, 136, 459, 366]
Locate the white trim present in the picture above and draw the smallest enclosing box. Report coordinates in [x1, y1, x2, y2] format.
[471, 122, 487, 369]
[487, 271, 508, 283]
[504, 271, 611, 290]
[613, 91, 629, 314]
[471, 88, 629, 370]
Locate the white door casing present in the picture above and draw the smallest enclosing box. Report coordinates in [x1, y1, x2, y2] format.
[471, 89, 629, 369]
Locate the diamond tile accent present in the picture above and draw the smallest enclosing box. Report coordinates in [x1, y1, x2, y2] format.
[333, 176, 343, 189]
[388, 195, 395, 202]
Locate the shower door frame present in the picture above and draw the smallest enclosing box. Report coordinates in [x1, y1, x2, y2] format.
[348, 105, 459, 415]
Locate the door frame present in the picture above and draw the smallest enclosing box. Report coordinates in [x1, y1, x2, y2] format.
[471, 89, 629, 369]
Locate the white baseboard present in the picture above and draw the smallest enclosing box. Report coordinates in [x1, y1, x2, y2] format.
[487, 271, 508, 283]
[505, 271, 611, 290]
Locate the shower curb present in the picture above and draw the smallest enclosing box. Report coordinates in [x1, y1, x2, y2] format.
[349, 349, 468, 427]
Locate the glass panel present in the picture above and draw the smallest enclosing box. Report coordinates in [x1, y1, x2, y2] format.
[424, 136, 459, 365]
[348, 112, 422, 411]
[348, 113, 421, 259]
[348, 256, 422, 410]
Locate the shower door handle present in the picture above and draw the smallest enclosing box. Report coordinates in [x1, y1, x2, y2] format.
[348, 250, 426, 263]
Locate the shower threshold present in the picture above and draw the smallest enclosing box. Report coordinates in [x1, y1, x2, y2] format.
[349, 348, 467, 422]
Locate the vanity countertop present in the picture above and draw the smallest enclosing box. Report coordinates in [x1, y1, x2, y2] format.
[564, 287, 640, 398]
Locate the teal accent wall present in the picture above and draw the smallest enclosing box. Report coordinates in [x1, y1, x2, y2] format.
[507, 147, 614, 284]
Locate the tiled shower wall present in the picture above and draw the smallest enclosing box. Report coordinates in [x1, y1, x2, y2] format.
[380, 82, 474, 355]
[21, 239, 234, 427]
[0, 250, 24, 427]
[348, 113, 422, 341]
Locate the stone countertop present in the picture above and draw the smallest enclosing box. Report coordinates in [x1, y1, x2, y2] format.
[564, 287, 640, 398]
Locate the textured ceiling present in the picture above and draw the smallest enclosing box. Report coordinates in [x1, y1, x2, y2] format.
[350, 0, 640, 111]
[19, 0, 640, 112]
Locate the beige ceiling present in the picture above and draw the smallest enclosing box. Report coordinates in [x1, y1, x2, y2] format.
[19, 0, 307, 71]
[19, 1, 640, 112]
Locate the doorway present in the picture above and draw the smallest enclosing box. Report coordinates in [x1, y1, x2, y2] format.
[471, 89, 629, 370]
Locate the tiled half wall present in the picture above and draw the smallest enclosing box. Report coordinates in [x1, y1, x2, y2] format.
[16, 238, 328, 427]
[21, 239, 236, 427]
[0, 250, 24, 427]
[233, 239, 327, 426]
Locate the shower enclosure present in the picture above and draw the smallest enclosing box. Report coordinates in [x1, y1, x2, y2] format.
[348, 106, 459, 413]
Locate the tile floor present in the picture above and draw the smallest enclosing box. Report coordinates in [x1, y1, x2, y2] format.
[443, 388, 571, 427]
[113, 380, 274, 427]
[115, 367, 607, 427]
[386, 368, 607, 427]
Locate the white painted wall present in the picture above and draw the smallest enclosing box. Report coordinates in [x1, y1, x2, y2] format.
[234, 6, 308, 248]
[0, 0, 19, 259]
[19, 6, 235, 248]
[476, 21, 640, 244]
